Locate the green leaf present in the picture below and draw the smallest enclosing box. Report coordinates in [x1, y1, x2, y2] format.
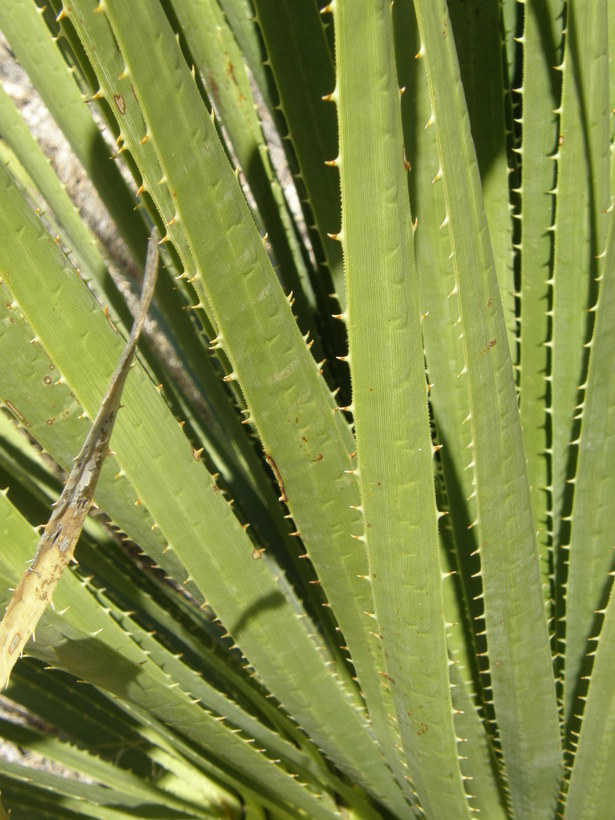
[553, 0, 612, 720]
[517, 0, 562, 593]
[564, 177, 615, 762]
[0, 0, 146, 262]
[410, 1, 562, 815]
[564, 576, 615, 818]
[333, 1, 468, 814]
[0, 124, 401, 815]
[0, 490, 338, 818]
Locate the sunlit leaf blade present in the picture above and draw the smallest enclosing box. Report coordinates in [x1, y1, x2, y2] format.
[517, 0, 562, 593]
[411, 1, 562, 815]
[564, 579, 615, 818]
[554, 0, 611, 720]
[0, 115, 401, 815]
[334, 1, 468, 814]
[563, 185, 615, 774]
[0, 0, 612, 813]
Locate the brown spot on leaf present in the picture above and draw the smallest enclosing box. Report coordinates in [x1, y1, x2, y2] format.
[226, 61, 245, 99]
[479, 338, 497, 356]
[208, 73, 220, 107]
[113, 94, 126, 114]
[43, 375, 52, 385]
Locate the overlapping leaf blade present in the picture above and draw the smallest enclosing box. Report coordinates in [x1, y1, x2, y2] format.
[0, 0, 612, 815]
[410, 1, 562, 815]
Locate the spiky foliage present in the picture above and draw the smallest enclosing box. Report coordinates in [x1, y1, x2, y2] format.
[0, 0, 612, 817]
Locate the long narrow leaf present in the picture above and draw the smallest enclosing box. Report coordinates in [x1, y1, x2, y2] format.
[333, 2, 469, 814]
[411, 1, 562, 814]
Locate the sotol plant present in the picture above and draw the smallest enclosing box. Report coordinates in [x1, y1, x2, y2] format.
[0, 0, 612, 817]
